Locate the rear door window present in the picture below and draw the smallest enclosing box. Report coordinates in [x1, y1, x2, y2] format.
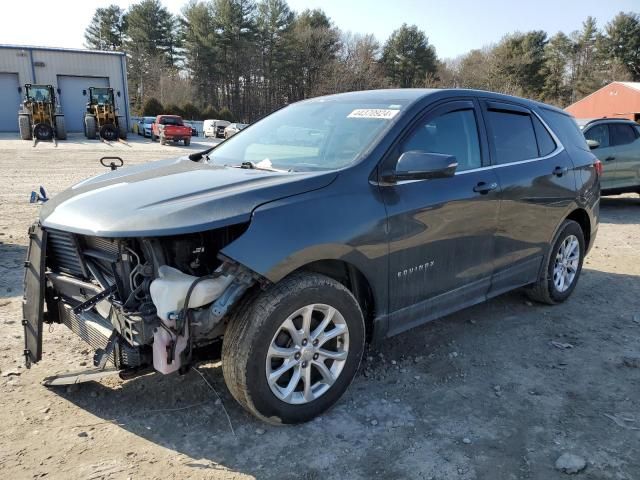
[609, 124, 637, 146]
[486, 109, 538, 164]
[584, 124, 609, 147]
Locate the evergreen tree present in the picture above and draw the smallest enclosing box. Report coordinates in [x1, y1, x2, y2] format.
[605, 12, 640, 80]
[84, 5, 126, 51]
[142, 97, 163, 116]
[381, 24, 437, 88]
[182, 1, 219, 107]
[541, 32, 572, 105]
[492, 31, 548, 98]
[125, 0, 181, 109]
[255, 0, 294, 113]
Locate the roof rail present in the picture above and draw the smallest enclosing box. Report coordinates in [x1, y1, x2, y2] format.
[583, 117, 634, 127]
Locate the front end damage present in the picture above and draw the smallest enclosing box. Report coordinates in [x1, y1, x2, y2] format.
[23, 222, 260, 376]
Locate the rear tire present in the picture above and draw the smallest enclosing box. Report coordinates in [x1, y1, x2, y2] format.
[55, 115, 66, 140]
[18, 114, 32, 140]
[118, 120, 127, 140]
[526, 219, 585, 305]
[222, 272, 365, 424]
[84, 116, 97, 139]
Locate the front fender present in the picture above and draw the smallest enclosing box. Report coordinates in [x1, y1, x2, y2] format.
[220, 177, 389, 315]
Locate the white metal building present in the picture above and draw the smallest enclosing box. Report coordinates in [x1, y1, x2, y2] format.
[0, 45, 130, 132]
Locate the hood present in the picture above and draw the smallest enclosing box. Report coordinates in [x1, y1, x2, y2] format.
[40, 157, 337, 237]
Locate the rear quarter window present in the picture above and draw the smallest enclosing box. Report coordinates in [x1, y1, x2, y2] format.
[539, 108, 589, 153]
[532, 115, 556, 156]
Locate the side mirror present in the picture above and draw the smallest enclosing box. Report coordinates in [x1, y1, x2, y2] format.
[82, 89, 87, 96]
[387, 152, 457, 182]
[586, 139, 600, 150]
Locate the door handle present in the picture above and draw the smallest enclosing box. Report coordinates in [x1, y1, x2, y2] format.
[553, 166, 568, 177]
[604, 156, 616, 162]
[473, 181, 498, 194]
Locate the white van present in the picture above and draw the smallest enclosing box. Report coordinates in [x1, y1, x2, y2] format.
[203, 119, 232, 138]
[203, 119, 217, 138]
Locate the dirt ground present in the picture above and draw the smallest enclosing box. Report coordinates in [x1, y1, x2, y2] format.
[0, 133, 639, 480]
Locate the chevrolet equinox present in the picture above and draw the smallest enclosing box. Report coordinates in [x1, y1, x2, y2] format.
[23, 89, 600, 424]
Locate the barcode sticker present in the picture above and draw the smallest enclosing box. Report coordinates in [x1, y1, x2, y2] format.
[347, 109, 400, 120]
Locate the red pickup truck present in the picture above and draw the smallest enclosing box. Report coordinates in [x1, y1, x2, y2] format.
[151, 115, 192, 146]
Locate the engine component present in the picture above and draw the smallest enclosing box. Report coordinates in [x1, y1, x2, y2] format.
[149, 265, 234, 374]
[149, 266, 234, 321]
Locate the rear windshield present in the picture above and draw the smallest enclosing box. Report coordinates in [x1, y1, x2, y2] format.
[160, 116, 183, 126]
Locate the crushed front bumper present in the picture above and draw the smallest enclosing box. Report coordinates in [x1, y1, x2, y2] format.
[22, 223, 46, 367]
[22, 223, 147, 369]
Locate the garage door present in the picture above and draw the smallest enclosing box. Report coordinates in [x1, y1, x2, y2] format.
[0, 73, 22, 132]
[58, 76, 109, 132]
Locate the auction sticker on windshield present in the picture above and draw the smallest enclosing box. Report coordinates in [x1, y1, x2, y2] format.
[347, 109, 400, 119]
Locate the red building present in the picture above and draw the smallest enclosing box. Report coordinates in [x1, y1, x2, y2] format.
[565, 82, 640, 122]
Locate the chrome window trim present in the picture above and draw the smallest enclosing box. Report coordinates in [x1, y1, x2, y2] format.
[455, 108, 565, 176]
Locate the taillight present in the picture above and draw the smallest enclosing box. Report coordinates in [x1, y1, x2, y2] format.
[594, 159, 603, 177]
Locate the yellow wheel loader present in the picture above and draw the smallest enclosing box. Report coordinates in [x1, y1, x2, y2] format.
[83, 87, 127, 141]
[18, 84, 66, 142]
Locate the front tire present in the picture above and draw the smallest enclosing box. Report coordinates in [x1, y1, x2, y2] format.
[33, 122, 53, 140]
[222, 272, 365, 424]
[526, 219, 585, 304]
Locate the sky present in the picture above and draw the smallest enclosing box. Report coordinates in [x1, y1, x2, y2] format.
[0, 0, 637, 59]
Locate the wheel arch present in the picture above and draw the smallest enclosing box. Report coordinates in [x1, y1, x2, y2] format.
[565, 207, 591, 250]
[292, 259, 377, 343]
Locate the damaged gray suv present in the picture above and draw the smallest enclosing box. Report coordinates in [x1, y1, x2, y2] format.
[24, 89, 600, 423]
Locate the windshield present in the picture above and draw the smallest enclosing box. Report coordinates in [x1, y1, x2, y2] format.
[27, 86, 51, 102]
[210, 100, 406, 171]
[143, 117, 155, 124]
[91, 88, 112, 105]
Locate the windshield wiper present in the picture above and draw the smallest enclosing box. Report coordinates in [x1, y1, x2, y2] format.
[235, 161, 289, 172]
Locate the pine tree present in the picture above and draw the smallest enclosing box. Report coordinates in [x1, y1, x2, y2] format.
[541, 32, 572, 105]
[182, 1, 219, 108]
[381, 24, 437, 88]
[605, 12, 640, 80]
[84, 5, 125, 51]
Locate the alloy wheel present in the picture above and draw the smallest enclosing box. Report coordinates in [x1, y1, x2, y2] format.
[266, 304, 349, 405]
[553, 234, 580, 292]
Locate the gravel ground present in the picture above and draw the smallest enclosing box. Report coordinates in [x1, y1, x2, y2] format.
[0, 133, 639, 480]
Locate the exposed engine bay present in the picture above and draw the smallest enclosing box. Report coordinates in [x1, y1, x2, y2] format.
[35, 224, 259, 374]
